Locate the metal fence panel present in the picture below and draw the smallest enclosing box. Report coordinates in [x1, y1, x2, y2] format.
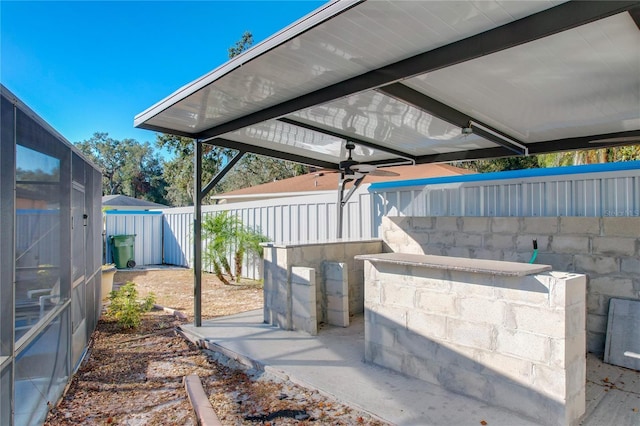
[104, 211, 163, 266]
[371, 164, 640, 229]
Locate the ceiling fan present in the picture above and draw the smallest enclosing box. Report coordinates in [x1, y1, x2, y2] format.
[338, 141, 399, 177]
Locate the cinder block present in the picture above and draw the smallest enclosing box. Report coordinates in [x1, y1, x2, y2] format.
[435, 216, 459, 231]
[474, 351, 533, 386]
[415, 290, 457, 315]
[586, 313, 607, 334]
[535, 253, 575, 272]
[459, 297, 504, 325]
[453, 232, 483, 247]
[381, 281, 416, 308]
[592, 237, 636, 256]
[587, 294, 606, 316]
[574, 255, 619, 275]
[402, 354, 441, 384]
[484, 233, 516, 250]
[366, 304, 408, 330]
[443, 246, 471, 258]
[560, 217, 600, 235]
[366, 320, 398, 348]
[621, 257, 640, 274]
[496, 329, 550, 363]
[406, 310, 447, 340]
[491, 217, 521, 233]
[461, 217, 490, 233]
[291, 267, 314, 285]
[523, 217, 559, 234]
[507, 304, 565, 338]
[550, 235, 591, 253]
[447, 318, 494, 350]
[367, 343, 404, 372]
[428, 232, 455, 247]
[603, 217, 640, 238]
[532, 364, 566, 400]
[589, 276, 636, 298]
[549, 272, 586, 308]
[326, 309, 349, 327]
[411, 216, 435, 230]
[383, 228, 408, 247]
[469, 248, 501, 261]
[549, 333, 586, 368]
[449, 276, 494, 298]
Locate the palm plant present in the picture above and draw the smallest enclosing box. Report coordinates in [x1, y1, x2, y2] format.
[234, 226, 269, 283]
[202, 212, 268, 284]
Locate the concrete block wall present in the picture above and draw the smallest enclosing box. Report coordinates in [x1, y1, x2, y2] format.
[263, 240, 382, 332]
[291, 267, 317, 335]
[381, 216, 640, 353]
[363, 258, 586, 426]
[324, 262, 349, 327]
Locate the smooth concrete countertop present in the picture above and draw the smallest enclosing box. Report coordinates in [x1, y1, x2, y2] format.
[355, 252, 552, 276]
[262, 238, 382, 249]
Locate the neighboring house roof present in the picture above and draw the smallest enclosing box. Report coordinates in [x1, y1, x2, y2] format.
[213, 163, 473, 203]
[102, 195, 166, 209]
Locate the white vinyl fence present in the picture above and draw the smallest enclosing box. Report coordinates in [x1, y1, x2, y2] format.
[104, 161, 640, 280]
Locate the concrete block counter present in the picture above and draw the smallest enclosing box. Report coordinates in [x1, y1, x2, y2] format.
[356, 253, 586, 426]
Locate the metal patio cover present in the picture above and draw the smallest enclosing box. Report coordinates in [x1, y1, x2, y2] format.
[135, 0, 640, 169]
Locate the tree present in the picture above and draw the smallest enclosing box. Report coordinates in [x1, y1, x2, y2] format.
[218, 155, 308, 193]
[76, 132, 168, 204]
[156, 134, 234, 206]
[538, 146, 640, 167]
[456, 155, 541, 173]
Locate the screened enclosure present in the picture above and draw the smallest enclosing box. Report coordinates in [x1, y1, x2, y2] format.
[1, 85, 103, 425]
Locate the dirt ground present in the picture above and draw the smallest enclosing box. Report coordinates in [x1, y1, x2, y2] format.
[44, 269, 387, 425]
[112, 267, 264, 322]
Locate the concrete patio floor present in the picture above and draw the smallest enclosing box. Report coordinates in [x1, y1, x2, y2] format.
[180, 310, 640, 426]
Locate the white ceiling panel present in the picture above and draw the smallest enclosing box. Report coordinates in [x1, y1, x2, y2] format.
[405, 12, 640, 143]
[138, 0, 560, 134]
[220, 119, 394, 164]
[292, 91, 496, 156]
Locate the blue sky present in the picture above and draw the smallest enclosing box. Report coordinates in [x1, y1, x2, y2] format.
[1, 1, 324, 150]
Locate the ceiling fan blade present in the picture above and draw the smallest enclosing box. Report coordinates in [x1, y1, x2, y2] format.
[351, 164, 378, 173]
[368, 169, 400, 177]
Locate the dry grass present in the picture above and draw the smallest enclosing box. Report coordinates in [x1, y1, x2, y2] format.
[113, 268, 264, 322]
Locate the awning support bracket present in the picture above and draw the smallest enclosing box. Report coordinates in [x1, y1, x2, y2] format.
[336, 172, 366, 239]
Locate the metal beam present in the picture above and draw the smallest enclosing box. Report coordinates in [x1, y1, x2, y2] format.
[629, 6, 640, 29]
[201, 150, 245, 197]
[278, 117, 416, 162]
[415, 147, 516, 164]
[193, 1, 639, 141]
[377, 84, 528, 156]
[413, 130, 640, 164]
[204, 137, 339, 170]
[527, 130, 640, 154]
[193, 141, 203, 327]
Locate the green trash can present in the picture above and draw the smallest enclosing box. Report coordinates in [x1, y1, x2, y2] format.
[109, 234, 136, 269]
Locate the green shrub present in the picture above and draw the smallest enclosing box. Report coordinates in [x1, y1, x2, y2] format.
[107, 281, 155, 329]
